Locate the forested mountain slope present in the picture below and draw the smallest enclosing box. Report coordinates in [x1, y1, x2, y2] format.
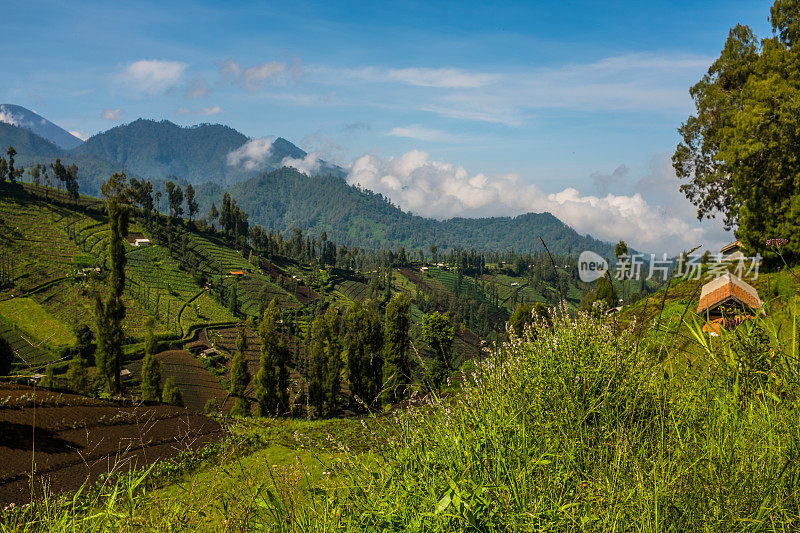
[215, 167, 616, 255]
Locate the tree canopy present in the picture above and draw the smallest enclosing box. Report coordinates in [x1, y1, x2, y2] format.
[673, 0, 800, 261]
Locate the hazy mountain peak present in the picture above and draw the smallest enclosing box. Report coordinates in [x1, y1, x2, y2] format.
[271, 137, 307, 160]
[0, 104, 84, 150]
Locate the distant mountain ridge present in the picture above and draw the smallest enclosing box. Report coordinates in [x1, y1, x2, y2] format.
[72, 119, 252, 186]
[0, 106, 617, 255]
[0, 104, 84, 150]
[197, 167, 617, 256]
[0, 108, 343, 191]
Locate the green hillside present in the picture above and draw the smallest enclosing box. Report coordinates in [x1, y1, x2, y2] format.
[3, 118, 619, 256]
[218, 167, 617, 255]
[0, 180, 590, 383]
[71, 119, 253, 185]
[0, 122, 63, 158]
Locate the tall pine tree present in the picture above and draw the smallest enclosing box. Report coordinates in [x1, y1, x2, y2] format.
[308, 307, 342, 417]
[140, 317, 162, 402]
[383, 293, 411, 404]
[255, 300, 280, 416]
[230, 330, 251, 416]
[95, 173, 130, 393]
[344, 300, 384, 410]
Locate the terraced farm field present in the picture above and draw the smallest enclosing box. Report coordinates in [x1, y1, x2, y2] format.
[336, 279, 370, 302]
[208, 325, 316, 405]
[222, 272, 298, 317]
[0, 315, 51, 368]
[183, 232, 254, 277]
[0, 383, 223, 506]
[126, 245, 235, 335]
[0, 198, 86, 292]
[128, 350, 232, 414]
[0, 297, 75, 346]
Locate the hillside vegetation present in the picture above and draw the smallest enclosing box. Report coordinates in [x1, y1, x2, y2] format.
[4, 279, 799, 530]
[221, 167, 615, 255]
[2, 116, 618, 256]
[0, 179, 590, 415]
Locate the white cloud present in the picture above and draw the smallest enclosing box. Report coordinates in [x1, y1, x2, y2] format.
[0, 105, 20, 126]
[219, 60, 296, 90]
[101, 108, 124, 121]
[120, 59, 187, 94]
[69, 130, 88, 141]
[281, 153, 322, 176]
[385, 68, 496, 88]
[226, 138, 274, 171]
[175, 105, 224, 116]
[311, 52, 710, 125]
[347, 150, 729, 254]
[329, 66, 496, 88]
[185, 77, 210, 99]
[386, 125, 466, 143]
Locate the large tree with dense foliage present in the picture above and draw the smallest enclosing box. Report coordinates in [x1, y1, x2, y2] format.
[185, 183, 198, 222]
[140, 317, 162, 402]
[162, 377, 183, 406]
[165, 181, 184, 219]
[230, 340, 251, 416]
[422, 311, 454, 369]
[673, 0, 800, 261]
[255, 299, 289, 416]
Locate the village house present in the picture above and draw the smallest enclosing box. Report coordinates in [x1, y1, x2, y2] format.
[200, 347, 222, 359]
[720, 239, 744, 261]
[125, 232, 149, 246]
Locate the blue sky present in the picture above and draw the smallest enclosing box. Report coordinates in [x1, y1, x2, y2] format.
[1, 0, 776, 252]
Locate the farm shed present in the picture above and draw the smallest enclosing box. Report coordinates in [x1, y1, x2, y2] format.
[133, 238, 151, 247]
[78, 267, 101, 276]
[696, 272, 762, 334]
[125, 232, 146, 244]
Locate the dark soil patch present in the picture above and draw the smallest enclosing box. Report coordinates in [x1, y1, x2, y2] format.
[0, 383, 223, 506]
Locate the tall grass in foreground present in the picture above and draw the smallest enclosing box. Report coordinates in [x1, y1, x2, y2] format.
[4, 302, 800, 531]
[302, 306, 800, 531]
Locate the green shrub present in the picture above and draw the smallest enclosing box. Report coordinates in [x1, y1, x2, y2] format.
[204, 397, 219, 415]
[161, 377, 183, 407]
[66, 357, 88, 393]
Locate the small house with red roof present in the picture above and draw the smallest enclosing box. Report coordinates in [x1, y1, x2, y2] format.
[697, 272, 762, 335]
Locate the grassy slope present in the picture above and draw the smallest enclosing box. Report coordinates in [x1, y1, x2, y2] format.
[8, 289, 800, 530]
